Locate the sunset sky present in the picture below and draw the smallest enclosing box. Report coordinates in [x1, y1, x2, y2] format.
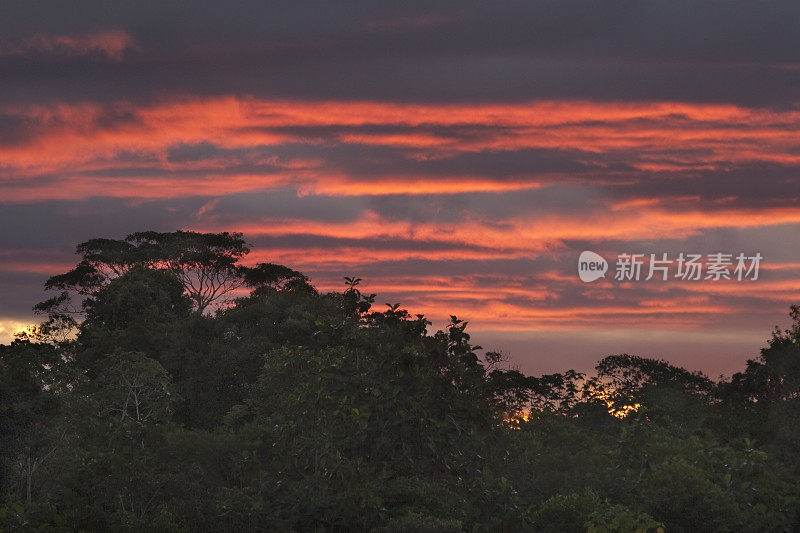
[1, 1, 800, 376]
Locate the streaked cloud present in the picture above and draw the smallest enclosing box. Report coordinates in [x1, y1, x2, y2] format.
[0, 30, 133, 60]
[1, 1, 799, 375]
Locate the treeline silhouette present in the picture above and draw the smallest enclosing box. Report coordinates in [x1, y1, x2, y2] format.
[2, 231, 800, 532]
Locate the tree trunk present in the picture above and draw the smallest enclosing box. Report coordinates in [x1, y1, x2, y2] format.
[26, 456, 33, 504]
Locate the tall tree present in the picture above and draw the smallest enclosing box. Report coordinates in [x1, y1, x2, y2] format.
[127, 231, 250, 313]
[39, 230, 251, 316]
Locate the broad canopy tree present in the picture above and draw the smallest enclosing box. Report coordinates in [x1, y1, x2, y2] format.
[36, 230, 308, 320]
[126, 231, 250, 313]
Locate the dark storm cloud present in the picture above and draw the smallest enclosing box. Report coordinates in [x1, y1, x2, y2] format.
[366, 185, 601, 224]
[160, 142, 623, 182]
[1, 1, 800, 105]
[208, 189, 367, 224]
[278, 143, 613, 179]
[0, 198, 203, 250]
[565, 223, 800, 264]
[0, 191, 375, 252]
[247, 234, 502, 254]
[599, 163, 800, 209]
[339, 257, 550, 279]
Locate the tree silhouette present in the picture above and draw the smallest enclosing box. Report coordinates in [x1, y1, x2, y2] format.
[39, 230, 251, 316]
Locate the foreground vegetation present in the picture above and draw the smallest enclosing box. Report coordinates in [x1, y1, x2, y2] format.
[2, 231, 800, 532]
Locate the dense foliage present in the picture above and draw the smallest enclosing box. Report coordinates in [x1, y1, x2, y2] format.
[2, 231, 800, 532]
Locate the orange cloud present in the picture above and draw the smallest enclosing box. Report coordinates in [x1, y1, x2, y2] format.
[200, 203, 800, 253]
[3, 96, 799, 345]
[3, 97, 800, 191]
